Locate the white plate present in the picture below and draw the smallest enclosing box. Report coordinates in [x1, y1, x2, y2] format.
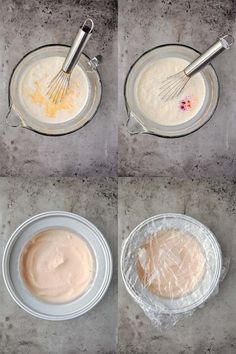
[2, 211, 112, 320]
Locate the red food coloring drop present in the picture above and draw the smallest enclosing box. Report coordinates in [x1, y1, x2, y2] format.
[179, 96, 193, 112]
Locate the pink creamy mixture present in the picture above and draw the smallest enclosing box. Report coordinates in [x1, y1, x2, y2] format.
[20, 229, 94, 303]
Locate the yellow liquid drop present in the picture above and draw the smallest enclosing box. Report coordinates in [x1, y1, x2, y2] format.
[30, 81, 75, 118]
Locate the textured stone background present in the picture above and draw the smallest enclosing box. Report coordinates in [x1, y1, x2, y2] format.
[0, 0, 117, 177]
[0, 177, 117, 354]
[118, 177, 236, 354]
[1, 0, 236, 353]
[118, 0, 236, 177]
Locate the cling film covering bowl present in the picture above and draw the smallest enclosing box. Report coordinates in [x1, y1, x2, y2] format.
[121, 213, 222, 328]
[8, 45, 102, 136]
[2, 211, 112, 320]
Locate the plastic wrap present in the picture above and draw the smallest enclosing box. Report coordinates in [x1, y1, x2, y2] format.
[121, 214, 228, 330]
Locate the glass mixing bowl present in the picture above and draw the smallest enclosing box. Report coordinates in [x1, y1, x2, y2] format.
[124, 44, 219, 138]
[7, 45, 102, 136]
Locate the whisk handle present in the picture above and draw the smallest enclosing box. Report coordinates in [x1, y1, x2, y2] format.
[63, 18, 94, 73]
[184, 35, 234, 77]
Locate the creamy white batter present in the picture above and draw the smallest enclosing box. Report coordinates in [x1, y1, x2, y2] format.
[20, 56, 89, 123]
[136, 229, 206, 298]
[135, 57, 206, 126]
[20, 229, 94, 303]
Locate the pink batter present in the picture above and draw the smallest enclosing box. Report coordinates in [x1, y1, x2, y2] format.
[20, 229, 94, 303]
[136, 229, 206, 298]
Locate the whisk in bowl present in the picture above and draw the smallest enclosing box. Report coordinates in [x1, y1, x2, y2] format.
[47, 18, 94, 104]
[159, 35, 234, 102]
[47, 70, 70, 104]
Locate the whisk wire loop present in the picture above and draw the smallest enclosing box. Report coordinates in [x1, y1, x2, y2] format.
[159, 71, 189, 101]
[47, 71, 70, 104]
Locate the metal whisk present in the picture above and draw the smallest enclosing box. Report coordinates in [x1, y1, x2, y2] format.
[47, 18, 94, 104]
[159, 34, 234, 101]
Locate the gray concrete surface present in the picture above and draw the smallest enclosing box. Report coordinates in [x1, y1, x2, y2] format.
[0, 177, 117, 354]
[0, 0, 117, 177]
[118, 0, 236, 177]
[118, 177, 236, 354]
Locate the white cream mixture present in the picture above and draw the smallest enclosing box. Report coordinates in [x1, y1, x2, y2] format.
[20, 229, 94, 303]
[20, 56, 89, 123]
[135, 57, 206, 126]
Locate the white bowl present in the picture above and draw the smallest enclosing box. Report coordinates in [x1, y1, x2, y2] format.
[2, 211, 112, 320]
